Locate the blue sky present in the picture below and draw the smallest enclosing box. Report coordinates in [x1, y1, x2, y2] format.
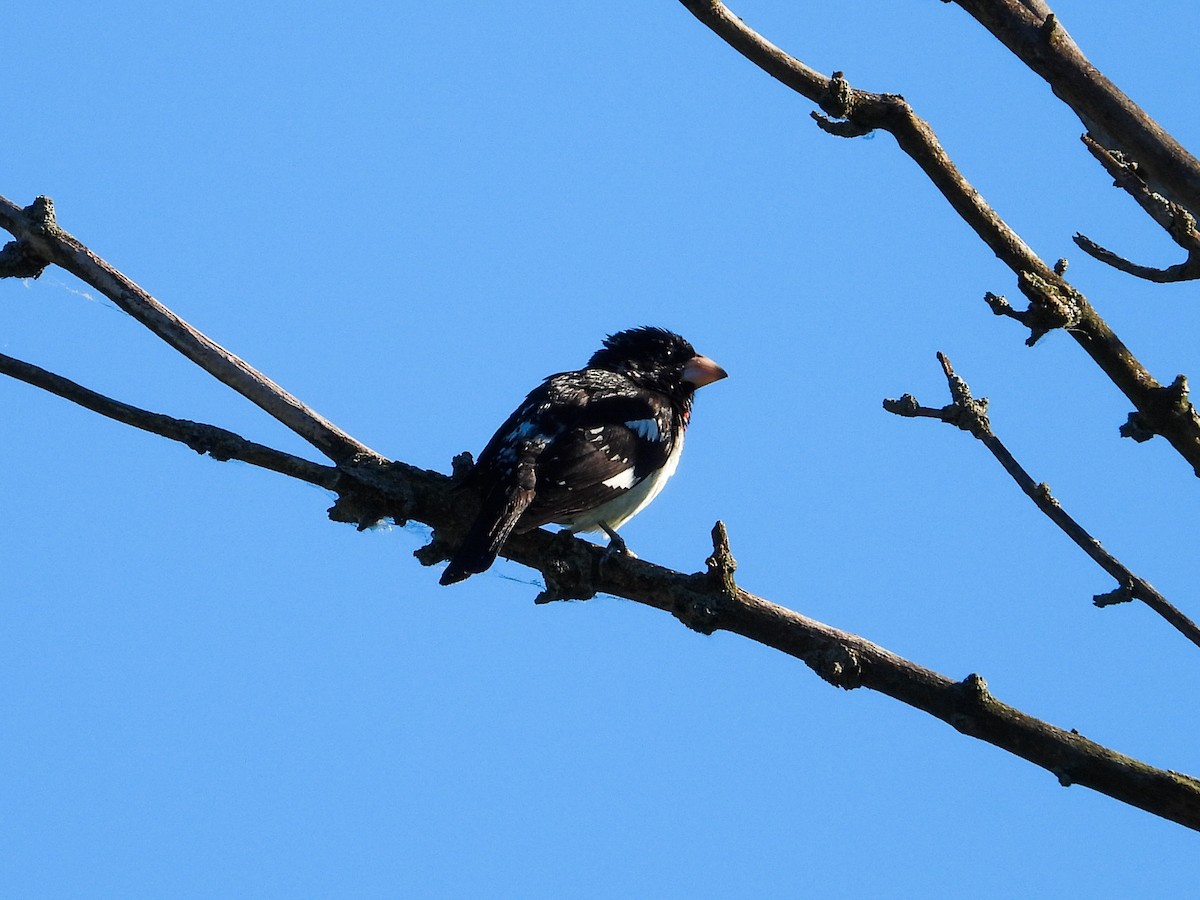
[4, 2, 1200, 896]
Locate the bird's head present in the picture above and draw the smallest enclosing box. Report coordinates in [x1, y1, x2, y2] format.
[589, 326, 727, 400]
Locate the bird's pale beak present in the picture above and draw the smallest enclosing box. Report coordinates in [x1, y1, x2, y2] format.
[683, 354, 728, 388]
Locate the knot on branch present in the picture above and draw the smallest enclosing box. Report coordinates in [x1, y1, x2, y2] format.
[0, 196, 59, 280]
[534, 530, 598, 605]
[1040, 13, 1060, 42]
[0, 240, 49, 279]
[985, 272, 1084, 346]
[960, 672, 990, 700]
[705, 520, 738, 597]
[937, 395, 991, 436]
[937, 352, 990, 437]
[29, 196, 57, 231]
[675, 521, 739, 634]
[824, 71, 854, 119]
[1016, 270, 1084, 345]
[674, 587, 721, 635]
[328, 491, 392, 530]
[808, 642, 863, 690]
[1119, 375, 1195, 444]
[1034, 482, 1058, 507]
[949, 673, 992, 737]
[334, 455, 426, 529]
[882, 354, 990, 439]
[449, 451, 475, 483]
[172, 418, 251, 462]
[811, 71, 883, 139]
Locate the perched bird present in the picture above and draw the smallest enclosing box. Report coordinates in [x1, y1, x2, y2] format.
[440, 326, 727, 585]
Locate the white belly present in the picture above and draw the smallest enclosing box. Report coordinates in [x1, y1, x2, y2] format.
[557, 432, 685, 533]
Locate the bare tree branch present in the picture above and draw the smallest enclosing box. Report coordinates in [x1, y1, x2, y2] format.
[947, 2, 1200, 243]
[3, 205, 1200, 830]
[0, 351, 340, 490]
[0, 195, 377, 466]
[1072, 135, 1200, 281]
[885, 353, 1200, 650]
[675, 0, 1200, 475]
[1073, 233, 1200, 284]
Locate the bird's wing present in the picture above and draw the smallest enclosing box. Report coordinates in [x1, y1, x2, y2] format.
[517, 391, 676, 529]
[439, 444, 538, 585]
[440, 378, 570, 584]
[441, 371, 676, 582]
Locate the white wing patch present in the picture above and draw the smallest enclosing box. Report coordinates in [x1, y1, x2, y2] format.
[601, 467, 639, 490]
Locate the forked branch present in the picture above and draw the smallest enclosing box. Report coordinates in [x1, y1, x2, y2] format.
[885, 353, 1200, 650]
[0, 195, 377, 466]
[0, 351, 340, 489]
[947, 0, 1200, 271]
[1073, 135, 1200, 283]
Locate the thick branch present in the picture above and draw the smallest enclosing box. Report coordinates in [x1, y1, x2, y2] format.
[885, 353, 1200, 650]
[676, 1, 1200, 475]
[677, 2, 1036, 272]
[415, 507, 1200, 832]
[0, 195, 376, 466]
[948, 2, 1200, 227]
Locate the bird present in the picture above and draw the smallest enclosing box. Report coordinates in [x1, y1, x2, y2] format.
[439, 326, 727, 585]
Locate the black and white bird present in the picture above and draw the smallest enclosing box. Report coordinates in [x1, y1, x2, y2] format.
[439, 326, 727, 585]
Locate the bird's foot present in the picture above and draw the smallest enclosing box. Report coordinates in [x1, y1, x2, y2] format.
[598, 523, 636, 573]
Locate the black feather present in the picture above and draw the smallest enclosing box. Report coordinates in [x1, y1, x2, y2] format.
[438, 453, 535, 585]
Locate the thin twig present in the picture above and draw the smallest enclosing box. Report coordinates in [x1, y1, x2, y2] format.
[0, 194, 377, 466]
[885, 352, 1200, 650]
[0, 351, 341, 490]
[1073, 135, 1200, 282]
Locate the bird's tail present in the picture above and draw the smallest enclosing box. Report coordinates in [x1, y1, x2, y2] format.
[439, 485, 534, 585]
